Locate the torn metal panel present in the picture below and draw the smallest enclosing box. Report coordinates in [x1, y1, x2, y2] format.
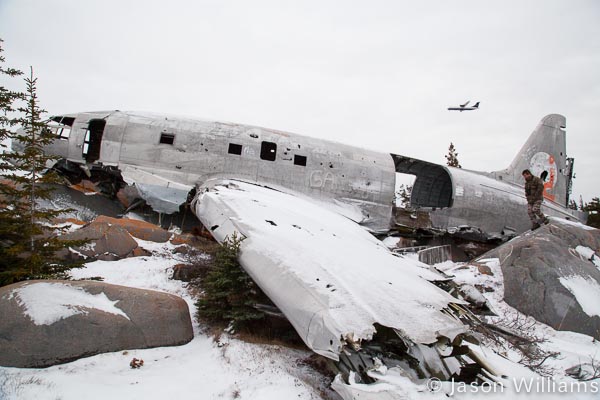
[192, 179, 469, 360]
[121, 165, 192, 214]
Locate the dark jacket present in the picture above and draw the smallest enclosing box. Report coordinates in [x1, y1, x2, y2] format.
[525, 176, 545, 204]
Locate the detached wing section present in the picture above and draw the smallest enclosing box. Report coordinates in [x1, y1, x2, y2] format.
[193, 180, 467, 360]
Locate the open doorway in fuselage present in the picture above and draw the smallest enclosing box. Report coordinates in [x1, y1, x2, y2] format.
[83, 119, 106, 163]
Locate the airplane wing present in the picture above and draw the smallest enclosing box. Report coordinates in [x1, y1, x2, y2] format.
[192, 179, 470, 360]
[460, 100, 470, 107]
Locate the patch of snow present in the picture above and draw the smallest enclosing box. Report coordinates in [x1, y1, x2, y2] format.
[459, 284, 487, 305]
[7, 282, 129, 325]
[122, 212, 146, 221]
[402, 252, 420, 262]
[68, 247, 89, 259]
[134, 237, 180, 255]
[432, 260, 456, 272]
[69, 255, 189, 309]
[50, 221, 84, 234]
[559, 275, 600, 317]
[575, 245, 600, 268]
[575, 246, 595, 260]
[0, 247, 327, 400]
[0, 335, 323, 400]
[382, 236, 401, 249]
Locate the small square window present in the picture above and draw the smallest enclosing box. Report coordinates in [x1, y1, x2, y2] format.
[260, 141, 277, 161]
[228, 143, 243, 155]
[294, 155, 307, 166]
[58, 127, 71, 139]
[160, 133, 175, 145]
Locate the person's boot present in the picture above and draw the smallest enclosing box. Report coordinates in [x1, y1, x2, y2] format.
[542, 217, 550, 225]
[531, 222, 541, 230]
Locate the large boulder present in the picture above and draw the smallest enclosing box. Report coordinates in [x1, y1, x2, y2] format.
[479, 218, 600, 339]
[0, 280, 193, 368]
[94, 215, 172, 243]
[60, 220, 143, 260]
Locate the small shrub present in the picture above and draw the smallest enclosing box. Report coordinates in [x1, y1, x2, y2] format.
[196, 232, 264, 331]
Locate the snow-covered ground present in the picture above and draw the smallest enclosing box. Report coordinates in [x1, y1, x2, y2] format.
[437, 258, 600, 398]
[1, 217, 599, 399]
[0, 239, 330, 400]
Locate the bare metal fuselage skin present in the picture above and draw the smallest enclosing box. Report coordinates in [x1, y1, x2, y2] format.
[43, 111, 396, 228]
[37, 110, 584, 237]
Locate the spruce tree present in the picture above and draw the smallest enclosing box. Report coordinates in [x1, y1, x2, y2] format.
[396, 183, 413, 208]
[0, 66, 84, 285]
[0, 38, 26, 283]
[0, 39, 23, 145]
[196, 232, 264, 330]
[567, 199, 578, 210]
[445, 142, 462, 168]
[582, 197, 600, 229]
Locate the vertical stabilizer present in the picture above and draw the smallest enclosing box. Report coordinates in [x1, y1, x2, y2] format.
[491, 114, 572, 206]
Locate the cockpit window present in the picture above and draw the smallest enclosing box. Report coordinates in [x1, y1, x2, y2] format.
[51, 116, 75, 126]
[46, 116, 74, 140]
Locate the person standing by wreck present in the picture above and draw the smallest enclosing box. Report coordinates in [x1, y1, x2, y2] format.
[522, 169, 549, 230]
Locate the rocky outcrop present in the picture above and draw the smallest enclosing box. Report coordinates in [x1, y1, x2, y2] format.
[60, 216, 174, 260]
[171, 257, 213, 282]
[0, 280, 193, 368]
[479, 219, 600, 339]
[94, 216, 171, 243]
[62, 220, 142, 260]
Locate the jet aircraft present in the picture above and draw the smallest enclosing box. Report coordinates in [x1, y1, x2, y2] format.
[448, 100, 480, 111]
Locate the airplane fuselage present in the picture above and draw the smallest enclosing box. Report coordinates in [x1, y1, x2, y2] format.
[33, 110, 585, 238]
[447, 107, 477, 112]
[42, 111, 396, 229]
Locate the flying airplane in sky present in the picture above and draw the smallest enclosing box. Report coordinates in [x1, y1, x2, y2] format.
[13, 110, 584, 388]
[448, 100, 480, 111]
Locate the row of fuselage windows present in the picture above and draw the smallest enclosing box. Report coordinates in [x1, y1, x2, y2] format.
[230, 141, 307, 166]
[159, 132, 307, 167]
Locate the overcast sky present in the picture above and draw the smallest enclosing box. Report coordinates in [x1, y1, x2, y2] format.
[1, 0, 599, 202]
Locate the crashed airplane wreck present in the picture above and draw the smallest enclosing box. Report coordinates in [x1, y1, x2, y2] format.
[22, 111, 587, 393]
[36, 111, 585, 237]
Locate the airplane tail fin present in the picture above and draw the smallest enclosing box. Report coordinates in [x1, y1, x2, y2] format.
[473, 102, 480, 108]
[492, 114, 573, 206]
